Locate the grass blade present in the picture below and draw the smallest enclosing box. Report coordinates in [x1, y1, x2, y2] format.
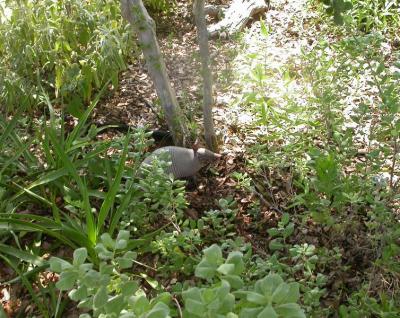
[3, 264, 48, 285]
[11, 181, 54, 207]
[46, 128, 96, 245]
[11, 139, 112, 201]
[108, 191, 132, 235]
[0, 114, 36, 163]
[0, 138, 33, 175]
[0, 113, 20, 149]
[0, 216, 95, 259]
[10, 167, 68, 201]
[0, 217, 76, 248]
[65, 80, 110, 151]
[0, 243, 46, 267]
[97, 132, 130, 234]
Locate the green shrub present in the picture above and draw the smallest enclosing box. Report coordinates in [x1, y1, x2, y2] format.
[348, 0, 400, 33]
[313, 0, 400, 32]
[144, 0, 177, 14]
[0, 96, 155, 254]
[50, 231, 172, 318]
[50, 235, 306, 318]
[0, 0, 132, 113]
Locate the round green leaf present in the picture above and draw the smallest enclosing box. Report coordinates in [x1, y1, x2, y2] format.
[275, 303, 306, 318]
[255, 274, 284, 296]
[147, 302, 170, 318]
[56, 271, 79, 291]
[116, 256, 133, 269]
[257, 305, 278, 318]
[49, 257, 72, 273]
[68, 285, 88, 301]
[226, 251, 245, 275]
[73, 248, 88, 266]
[271, 283, 289, 305]
[100, 233, 115, 249]
[93, 286, 108, 309]
[195, 259, 218, 279]
[104, 294, 125, 315]
[245, 291, 268, 305]
[115, 239, 128, 250]
[185, 298, 206, 314]
[217, 263, 235, 275]
[121, 281, 139, 297]
[222, 275, 244, 290]
[269, 239, 285, 251]
[203, 244, 223, 264]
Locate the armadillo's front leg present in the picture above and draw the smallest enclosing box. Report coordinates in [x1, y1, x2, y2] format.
[185, 175, 198, 191]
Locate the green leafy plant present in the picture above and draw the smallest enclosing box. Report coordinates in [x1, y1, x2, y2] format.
[231, 172, 252, 190]
[0, 88, 154, 257]
[267, 213, 295, 252]
[318, 0, 353, 25]
[150, 227, 201, 275]
[339, 286, 400, 318]
[0, 0, 131, 112]
[49, 235, 306, 318]
[314, 0, 400, 32]
[144, 0, 176, 13]
[347, 0, 400, 33]
[200, 197, 238, 239]
[50, 230, 171, 318]
[119, 153, 188, 234]
[185, 244, 306, 318]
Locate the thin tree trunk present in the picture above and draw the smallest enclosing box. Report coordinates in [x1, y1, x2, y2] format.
[121, 0, 187, 146]
[193, 0, 218, 151]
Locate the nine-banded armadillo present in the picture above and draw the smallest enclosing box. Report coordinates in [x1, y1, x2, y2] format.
[141, 146, 221, 178]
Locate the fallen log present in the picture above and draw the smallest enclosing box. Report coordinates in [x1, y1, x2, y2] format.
[207, 0, 269, 38]
[204, 4, 228, 19]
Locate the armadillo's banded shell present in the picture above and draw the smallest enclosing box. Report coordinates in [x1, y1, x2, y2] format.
[141, 146, 204, 179]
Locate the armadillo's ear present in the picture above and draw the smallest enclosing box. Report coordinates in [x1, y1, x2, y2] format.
[192, 139, 200, 153]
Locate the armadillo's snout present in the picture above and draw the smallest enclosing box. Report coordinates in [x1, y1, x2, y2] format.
[197, 148, 222, 163]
